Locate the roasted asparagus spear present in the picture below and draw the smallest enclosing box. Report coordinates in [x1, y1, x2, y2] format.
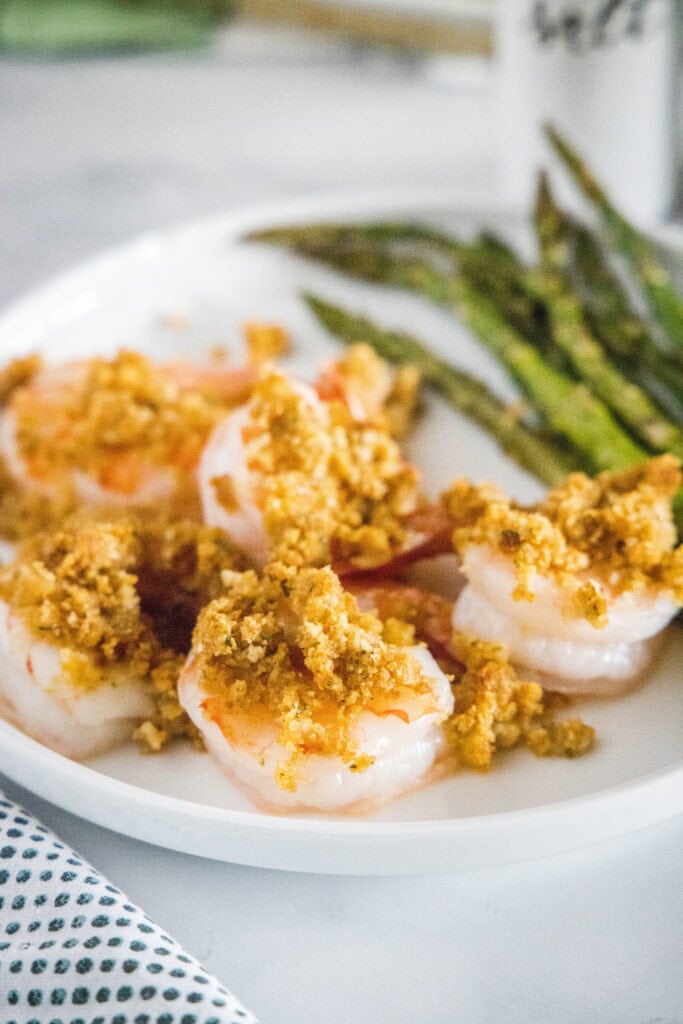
[545, 124, 683, 352]
[533, 178, 683, 458]
[534, 173, 683, 415]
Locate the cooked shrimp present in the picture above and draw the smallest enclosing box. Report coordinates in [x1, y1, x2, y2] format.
[351, 580, 460, 670]
[0, 350, 254, 508]
[0, 600, 153, 759]
[446, 458, 683, 695]
[452, 570, 654, 695]
[200, 402, 449, 573]
[455, 545, 678, 646]
[200, 346, 432, 577]
[180, 643, 452, 812]
[315, 343, 421, 440]
[177, 563, 454, 812]
[199, 368, 427, 572]
[0, 518, 162, 759]
[334, 502, 454, 579]
[198, 379, 324, 567]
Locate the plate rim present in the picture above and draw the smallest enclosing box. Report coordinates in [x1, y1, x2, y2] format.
[0, 188, 681, 871]
[1, 715, 682, 838]
[1, 184, 681, 342]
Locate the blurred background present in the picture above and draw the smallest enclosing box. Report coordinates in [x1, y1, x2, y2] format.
[0, 0, 680, 306]
[0, 0, 494, 305]
[1, 9, 683, 1024]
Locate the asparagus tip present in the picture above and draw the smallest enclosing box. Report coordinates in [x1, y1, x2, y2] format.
[243, 225, 288, 243]
[302, 292, 334, 325]
[543, 121, 559, 144]
[535, 169, 554, 210]
[544, 124, 606, 208]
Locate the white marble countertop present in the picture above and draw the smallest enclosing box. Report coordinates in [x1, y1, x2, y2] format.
[0, 25, 682, 1024]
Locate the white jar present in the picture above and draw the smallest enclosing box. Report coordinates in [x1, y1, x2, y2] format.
[496, 0, 680, 225]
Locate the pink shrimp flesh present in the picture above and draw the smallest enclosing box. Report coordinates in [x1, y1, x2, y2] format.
[178, 644, 453, 813]
[0, 599, 154, 759]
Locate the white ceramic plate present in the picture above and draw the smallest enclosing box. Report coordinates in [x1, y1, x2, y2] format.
[0, 190, 681, 874]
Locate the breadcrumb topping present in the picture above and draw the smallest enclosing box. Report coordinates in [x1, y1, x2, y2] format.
[0, 457, 77, 542]
[356, 584, 595, 769]
[0, 519, 154, 678]
[8, 350, 241, 496]
[444, 455, 683, 624]
[0, 355, 43, 405]
[244, 322, 291, 365]
[192, 562, 437, 789]
[245, 370, 419, 569]
[446, 632, 595, 769]
[383, 364, 422, 440]
[318, 343, 422, 439]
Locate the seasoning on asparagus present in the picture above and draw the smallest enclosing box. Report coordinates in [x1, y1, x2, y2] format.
[452, 240, 553, 356]
[534, 173, 683, 414]
[389, 225, 563, 368]
[533, 178, 683, 458]
[305, 294, 578, 485]
[575, 239, 683, 418]
[545, 123, 683, 352]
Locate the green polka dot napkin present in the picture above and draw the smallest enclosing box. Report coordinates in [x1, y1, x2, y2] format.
[0, 789, 257, 1024]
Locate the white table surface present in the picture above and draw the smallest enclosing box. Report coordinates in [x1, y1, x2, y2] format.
[0, 24, 681, 1024]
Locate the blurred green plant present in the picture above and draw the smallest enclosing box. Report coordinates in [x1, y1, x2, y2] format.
[0, 0, 234, 54]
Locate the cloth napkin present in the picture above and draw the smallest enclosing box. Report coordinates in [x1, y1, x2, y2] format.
[0, 788, 257, 1024]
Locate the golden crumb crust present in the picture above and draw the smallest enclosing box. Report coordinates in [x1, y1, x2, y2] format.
[0, 355, 43, 405]
[243, 369, 419, 569]
[0, 512, 248, 749]
[244, 322, 291, 365]
[444, 455, 683, 624]
[319, 343, 422, 439]
[356, 583, 595, 770]
[0, 518, 153, 675]
[446, 632, 595, 770]
[7, 350, 248, 496]
[191, 562, 439, 788]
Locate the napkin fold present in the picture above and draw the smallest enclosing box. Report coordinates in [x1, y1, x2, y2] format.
[0, 788, 257, 1024]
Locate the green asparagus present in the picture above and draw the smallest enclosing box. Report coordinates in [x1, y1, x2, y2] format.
[534, 272, 683, 458]
[545, 124, 683, 352]
[534, 173, 683, 414]
[572, 227, 683, 414]
[452, 242, 549, 349]
[533, 180, 683, 457]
